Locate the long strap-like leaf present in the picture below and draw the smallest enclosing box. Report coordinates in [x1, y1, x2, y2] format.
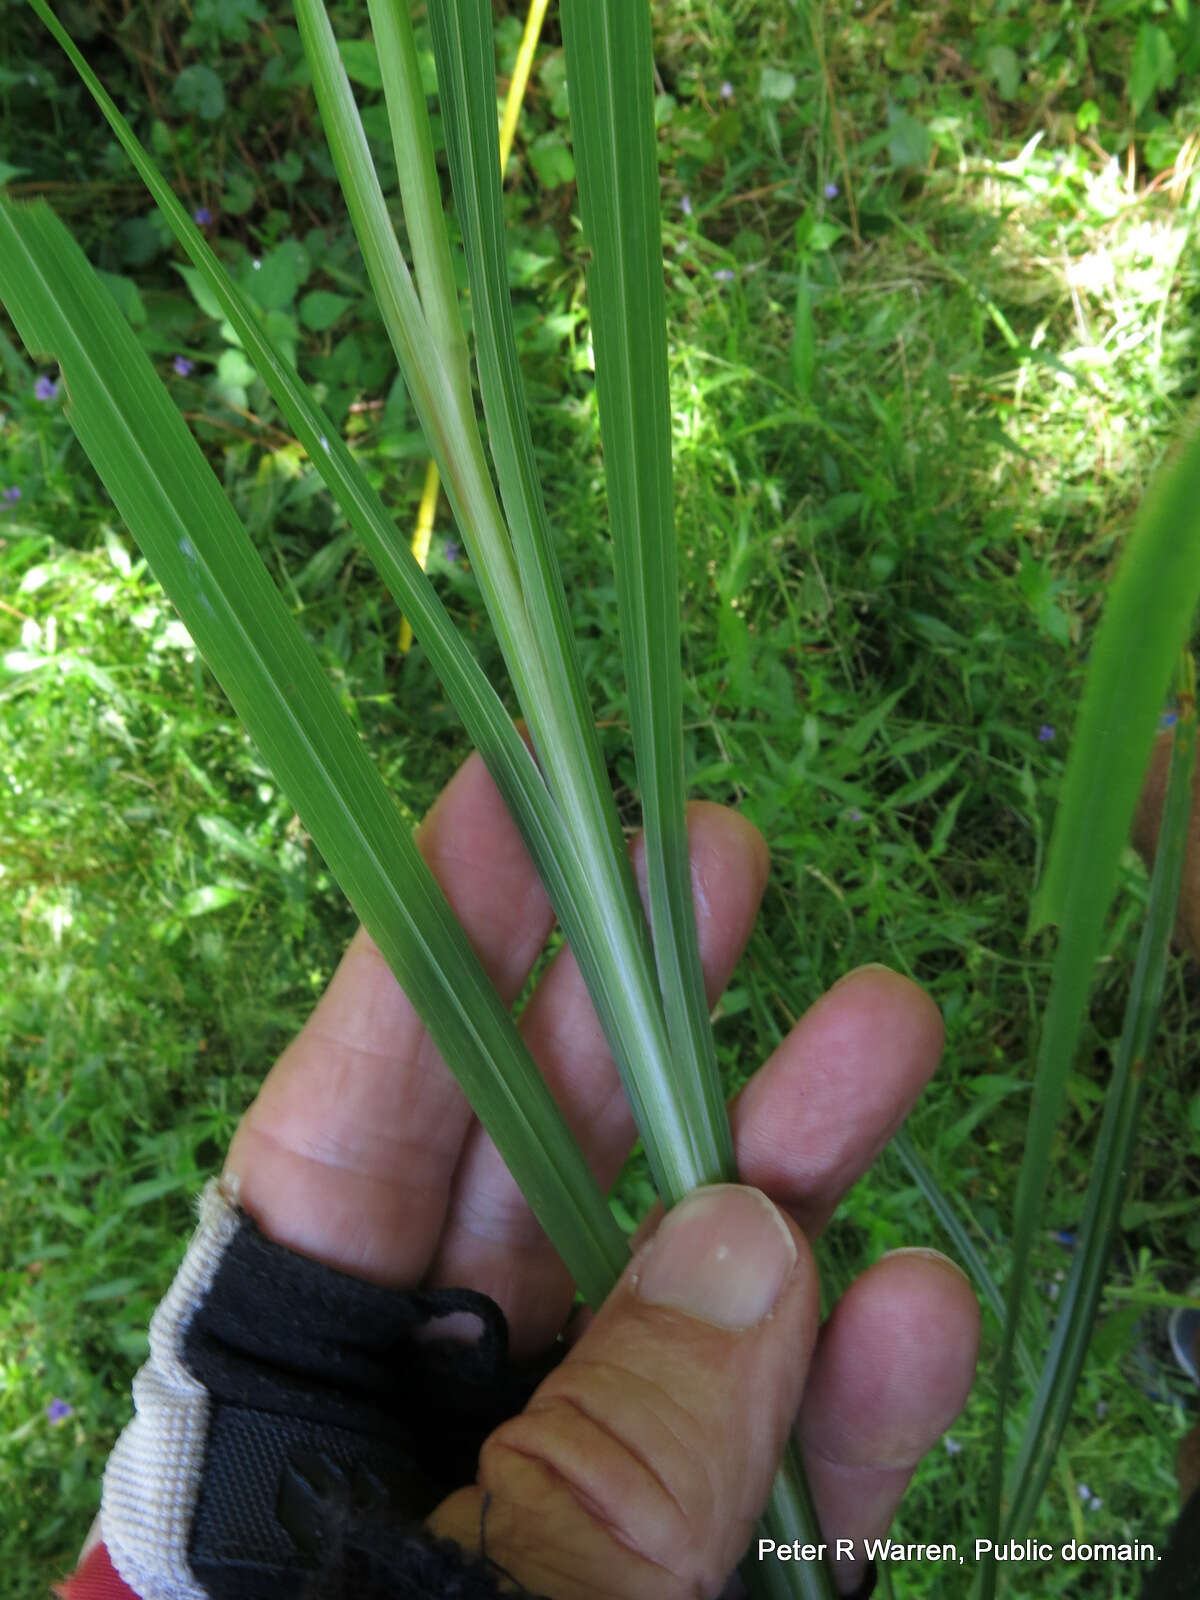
[0, 195, 627, 1308]
[982, 415, 1200, 1592]
[24, 0, 607, 1078]
[427, 0, 730, 1198]
[558, 0, 735, 1172]
[1003, 659, 1196, 1539]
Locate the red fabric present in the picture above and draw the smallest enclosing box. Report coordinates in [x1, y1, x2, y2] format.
[53, 1542, 142, 1600]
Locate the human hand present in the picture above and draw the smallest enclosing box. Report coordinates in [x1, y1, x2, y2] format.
[225, 748, 979, 1598]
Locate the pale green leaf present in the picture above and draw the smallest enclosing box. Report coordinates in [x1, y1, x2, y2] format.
[428, 0, 731, 1204]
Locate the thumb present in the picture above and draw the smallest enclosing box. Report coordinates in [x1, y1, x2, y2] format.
[426, 1185, 819, 1600]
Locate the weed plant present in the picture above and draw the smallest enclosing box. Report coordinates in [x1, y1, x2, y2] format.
[3, 3, 1200, 1596]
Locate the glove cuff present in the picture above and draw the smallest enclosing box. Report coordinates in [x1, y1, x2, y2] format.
[102, 1178, 238, 1600]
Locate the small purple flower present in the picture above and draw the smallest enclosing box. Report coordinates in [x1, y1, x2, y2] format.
[34, 375, 59, 402]
[1037, 724, 1055, 742]
[680, 194, 693, 217]
[847, 808, 864, 822]
[443, 540, 461, 563]
[719, 81, 734, 100]
[713, 268, 736, 282]
[193, 206, 213, 225]
[943, 1435, 963, 1456]
[824, 181, 839, 199]
[2, 486, 21, 505]
[46, 1398, 73, 1424]
[1161, 710, 1179, 727]
[173, 356, 195, 377]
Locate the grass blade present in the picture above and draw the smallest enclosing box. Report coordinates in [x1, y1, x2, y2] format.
[890, 1129, 1039, 1390]
[397, 458, 439, 653]
[558, 0, 734, 1171]
[1003, 656, 1196, 1538]
[292, 5, 664, 1082]
[743, 1438, 840, 1600]
[25, 0, 609, 1050]
[427, 0, 731, 1197]
[290, 0, 530, 652]
[394, 0, 550, 655]
[0, 194, 627, 1309]
[554, 7, 828, 1593]
[498, 0, 551, 173]
[363, 0, 473, 426]
[982, 419, 1200, 1593]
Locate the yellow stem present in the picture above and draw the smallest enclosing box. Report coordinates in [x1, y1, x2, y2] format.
[499, 0, 551, 174]
[397, 456, 442, 652]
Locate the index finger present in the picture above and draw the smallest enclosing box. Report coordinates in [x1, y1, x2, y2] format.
[224, 748, 556, 1284]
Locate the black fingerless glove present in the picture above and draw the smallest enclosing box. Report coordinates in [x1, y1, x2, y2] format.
[101, 1178, 556, 1600]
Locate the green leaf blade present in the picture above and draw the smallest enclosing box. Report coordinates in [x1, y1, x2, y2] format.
[428, 0, 728, 1199]
[0, 194, 626, 1309]
[559, 0, 733, 1176]
[983, 422, 1200, 1583]
[1003, 666, 1196, 1540]
[25, 0, 608, 1070]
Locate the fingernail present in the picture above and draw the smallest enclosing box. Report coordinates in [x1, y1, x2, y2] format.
[831, 962, 894, 989]
[880, 1246, 972, 1286]
[635, 1185, 797, 1330]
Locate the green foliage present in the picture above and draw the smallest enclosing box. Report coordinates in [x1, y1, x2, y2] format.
[1131, 22, 1180, 119]
[173, 64, 227, 120]
[184, 0, 270, 49]
[3, 1, 1200, 1597]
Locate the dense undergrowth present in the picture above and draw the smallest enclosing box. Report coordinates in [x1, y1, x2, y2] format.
[3, 2, 1200, 1594]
